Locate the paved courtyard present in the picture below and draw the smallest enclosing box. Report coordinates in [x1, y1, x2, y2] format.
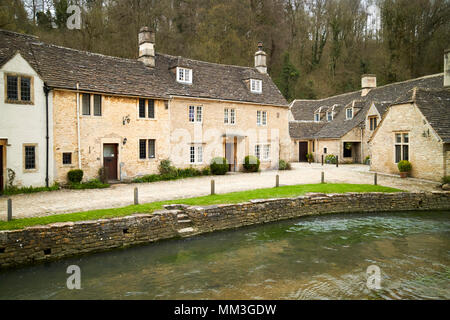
[0, 163, 442, 219]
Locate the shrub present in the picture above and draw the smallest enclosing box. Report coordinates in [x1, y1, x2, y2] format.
[279, 159, 291, 170]
[325, 154, 337, 164]
[177, 167, 201, 178]
[243, 155, 260, 172]
[397, 160, 412, 172]
[364, 156, 371, 165]
[1, 183, 60, 196]
[201, 167, 211, 176]
[306, 153, 314, 163]
[98, 167, 107, 184]
[442, 176, 450, 184]
[159, 159, 177, 176]
[69, 179, 109, 190]
[68, 169, 83, 183]
[7, 168, 16, 188]
[210, 157, 228, 175]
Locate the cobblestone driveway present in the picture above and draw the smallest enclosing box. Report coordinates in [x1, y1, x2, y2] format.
[0, 163, 441, 219]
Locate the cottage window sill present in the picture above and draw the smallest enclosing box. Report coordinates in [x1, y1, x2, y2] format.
[5, 100, 34, 105]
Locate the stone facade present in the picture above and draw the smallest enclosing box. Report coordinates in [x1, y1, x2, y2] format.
[1, 191, 449, 268]
[370, 103, 447, 181]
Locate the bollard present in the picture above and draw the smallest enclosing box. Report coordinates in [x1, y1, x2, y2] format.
[336, 156, 339, 167]
[7, 199, 12, 222]
[134, 187, 139, 205]
[276, 175, 279, 187]
[211, 179, 215, 195]
[374, 172, 378, 185]
[321, 154, 324, 166]
[321, 171, 325, 184]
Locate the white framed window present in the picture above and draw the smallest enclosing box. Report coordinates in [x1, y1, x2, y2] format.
[196, 106, 202, 122]
[255, 144, 270, 161]
[188, 105, 202, 123]
[5, 74, 34, 104]
[394, 133, 409, 163]
[189, 106, 195, 122]
[177, 67, 192, 84]
[189, 145, 203, 164]
[346, 108, 353, 120]
[224, 108, 235, 124]
[250, 79, 262, 93]
[327, 111, 333, 121]
[257, 110, 267, 126]
[314, 113, 320, 122]
[139, 139, 156, 160]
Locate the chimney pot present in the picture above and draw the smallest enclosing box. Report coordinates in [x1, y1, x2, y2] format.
[138, 26, 155, 68]
[444, 49, 450, 87]
[255, 42, 267, 74]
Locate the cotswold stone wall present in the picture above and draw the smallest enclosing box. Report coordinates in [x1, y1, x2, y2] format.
[1, 192, 449, 268]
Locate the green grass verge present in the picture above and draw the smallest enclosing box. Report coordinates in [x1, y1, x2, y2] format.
[0, 183, 402, 231]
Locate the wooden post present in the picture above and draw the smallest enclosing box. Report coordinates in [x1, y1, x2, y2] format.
[321, 154, 324, 166]
[374, 172, 378, 185]
[134, 187, 139, 205]
[336, 156, 339, 167]
[211, 179, 215, 195]
[321, 172, 324, 184]
[7, 199, 12, 222]
[276, 175, 279, 187]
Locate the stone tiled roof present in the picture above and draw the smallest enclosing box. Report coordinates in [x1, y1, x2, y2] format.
[393, 88, 450, 143]
[289, 121, 326, 139]
[290, 73, 444, 139]
[0, 29, 287, 106]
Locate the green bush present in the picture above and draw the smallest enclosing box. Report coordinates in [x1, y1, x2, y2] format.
[210, 157, 228, 175]
[98, 167, 107, 184]
[325, 154, 337, 164]
[279, 159, 291, 170]
[1, 183, 60, 196]
[68, 169, 83, 183]
[69, 179, 109, 190]
[159, 159, 177, 176]
[442, 176, 450, 184]
[397, 160, 412, 172]
[201, 167, 211, 176]
[177, 167, 202, 178]
[243, 155, 260, 172]
[306, 153, 314, 163]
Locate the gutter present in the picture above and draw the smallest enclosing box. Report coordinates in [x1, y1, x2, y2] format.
[43, 84, 50, 187]
[76, 83, 81, 169]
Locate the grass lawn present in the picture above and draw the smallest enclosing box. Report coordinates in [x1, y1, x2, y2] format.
[0, 183, 402, 231]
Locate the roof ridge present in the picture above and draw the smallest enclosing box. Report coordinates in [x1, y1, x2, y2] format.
[0, 28, 39, 40]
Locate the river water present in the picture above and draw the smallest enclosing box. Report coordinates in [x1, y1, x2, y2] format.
[0, 210, 449, 299]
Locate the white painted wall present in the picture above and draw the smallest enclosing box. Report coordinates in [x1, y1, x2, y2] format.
[0, 53, 54, 188]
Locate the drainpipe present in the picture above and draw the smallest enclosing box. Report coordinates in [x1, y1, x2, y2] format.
[76, 83, 81, 169]
[44, 84, 50, 187]
[361, 127, 363, 164]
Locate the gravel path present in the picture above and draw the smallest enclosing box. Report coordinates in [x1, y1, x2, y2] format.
[0, 163, 441, 219]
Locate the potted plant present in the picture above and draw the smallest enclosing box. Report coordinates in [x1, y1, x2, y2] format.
[397, 160, 412, 178]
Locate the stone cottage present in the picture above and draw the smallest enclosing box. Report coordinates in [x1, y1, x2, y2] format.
[0, 28, 289, 188]
[289, 72, 445, 165]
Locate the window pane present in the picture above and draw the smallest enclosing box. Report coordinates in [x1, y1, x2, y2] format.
[139, 140, 146, 159]
[62, 153, 72, 165]
[148, 139, 155, 158]
[262, 111, 267, 125]
[82, 94, 90, 115]
[7, 76, 18, 100]
[190, 146, 195, 163]
[255, 145, 260, 159]
[197, 146, 203, 163]
[139, 99, 146, 118]
[395, 145, 401, 163]
[93, 94, 102, 116]
[189, 106, 195, 122]
[224, 108, 228, 124]
[231, 109, 235, 124]
[374, 118, 377, 130]
[403, 133, 409, 143]
[148, 99, 155, 118]
[257, 111, 261, 125]
[25, 146, 36, 169]
[395, 134, 401, 144]
[402, 145, 409, 161]
[264, 145, 270, 160]
[196, 106, 202, 122]
[185, 69, 190, 82]
[178, 68, 184, 81]
[20, 77, 31, 101]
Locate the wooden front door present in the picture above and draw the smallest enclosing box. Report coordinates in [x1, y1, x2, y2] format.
[103, 144, 118, 181]
[225, 137, 237, 171]
[299, 142, 308, 162]
[0, 146, 3, 192]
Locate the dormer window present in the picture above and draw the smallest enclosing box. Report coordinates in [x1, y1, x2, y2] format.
[314, 113, 320, 122]
[327, 111, 333, 121]
[346, 108, 353, 120]
[177, 67, 192, 84]
[250, 79, 262, 93]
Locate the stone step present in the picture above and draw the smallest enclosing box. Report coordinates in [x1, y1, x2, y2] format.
[177, 227, 197, 236]
[177, 213, 189, 219]
[177, 219, 192, 224]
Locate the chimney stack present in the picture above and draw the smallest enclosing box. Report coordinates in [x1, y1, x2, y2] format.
[444, 49, 450, 87]
[255, 42, 267, 74]
[138, 27, 155, 68]
[361, 74, 376, 96]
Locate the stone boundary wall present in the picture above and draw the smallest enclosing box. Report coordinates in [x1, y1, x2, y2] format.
[1, 192, 449, 268]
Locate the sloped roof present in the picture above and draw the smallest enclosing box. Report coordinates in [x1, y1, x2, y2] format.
[0, 29, 287, 106]
[290, 73, 444, 139]
[289, 121, 326, 139]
